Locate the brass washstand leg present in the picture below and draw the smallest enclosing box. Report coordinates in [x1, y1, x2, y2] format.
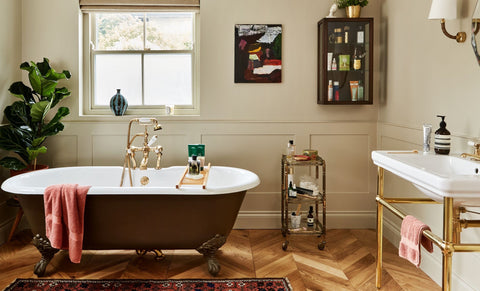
[32, 234, 59, 277]
[443, 197, 454, 291]
[453, 206, 461, 245]
[196, 234, 226, 276]
[376, 167, 384, 289]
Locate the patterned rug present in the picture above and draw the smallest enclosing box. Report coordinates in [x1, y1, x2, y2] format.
[3, 278, 292, 291]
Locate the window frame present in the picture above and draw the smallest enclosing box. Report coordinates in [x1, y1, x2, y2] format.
[81, 11, 200, 116]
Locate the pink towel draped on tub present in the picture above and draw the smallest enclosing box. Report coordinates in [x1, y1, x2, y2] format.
[44, 184, 91, 263]
[398, 215, 434, 267]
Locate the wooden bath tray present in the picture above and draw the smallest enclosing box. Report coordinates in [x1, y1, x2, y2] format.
[176, 163, 211, 189]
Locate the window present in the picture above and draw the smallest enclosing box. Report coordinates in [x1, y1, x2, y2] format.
[82, 11, 199, 115]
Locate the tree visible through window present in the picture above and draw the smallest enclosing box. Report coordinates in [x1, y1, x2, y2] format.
[90, 12, 195, 110]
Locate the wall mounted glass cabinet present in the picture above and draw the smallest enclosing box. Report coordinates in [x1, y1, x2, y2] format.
[317, 18, 373, 105]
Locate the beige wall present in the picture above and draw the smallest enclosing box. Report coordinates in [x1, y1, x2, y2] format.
[7, 0, 382, 237]
[0, 0, 21, 152]
[0, 0, 22, 243]
[0, 0, 21, 114]
[5, 0, 480, 288]
[379, 0, 480, 289]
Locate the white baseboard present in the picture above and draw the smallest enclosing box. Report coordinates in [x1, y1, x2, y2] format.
[382, 217, 476, 291]
[233, 210, 376, 229]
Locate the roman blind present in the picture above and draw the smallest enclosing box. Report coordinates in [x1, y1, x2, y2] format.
[79, 0, 200, 12]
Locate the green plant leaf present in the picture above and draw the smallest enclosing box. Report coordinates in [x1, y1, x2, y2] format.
[48, 107, 69, 125]
[32, 137, 46, 147]
[30, 100, 51, 123]
[36, 58, 51, 76]
[20, 61, 30, 70]
[0, 126, 32, 150]
[42, 122, 64, 137]
[40, 78, 57, 98]
[51, 87, 71, 108]
[336, 0, 368, 8]
[27, 146, 47, 162]
[24, 62, 42, 93]
[0, 125, 32, 163]
[63, 70, 71, 79]
[42, 124, 65, 137]
[8, 81, 35, 104]
[0, 157, 27, 170]
[55, 87, 70, 95]
[41, 107, 69, 136]
[45, 69, 70, 81]
[4, 101, 31, 126]
[23, 61, 57, 97]
[37, 58, 71, 81]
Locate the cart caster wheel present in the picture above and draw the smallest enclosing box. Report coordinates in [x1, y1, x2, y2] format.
[318, 242, 326, 250]
[282, 241, 289, 251]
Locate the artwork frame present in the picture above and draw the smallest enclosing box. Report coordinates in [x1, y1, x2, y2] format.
[234, 24, 282, 83]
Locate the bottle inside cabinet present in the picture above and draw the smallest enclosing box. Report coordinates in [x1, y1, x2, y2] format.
[318, 18, 373, 105]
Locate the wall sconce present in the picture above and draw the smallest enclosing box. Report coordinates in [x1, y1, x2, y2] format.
[428, 0, 466, 43]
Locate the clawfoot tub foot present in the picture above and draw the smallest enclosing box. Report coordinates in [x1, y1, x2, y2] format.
[135, 249, 165, 261]
[205, 256, 221, 276]
[32, 234, 59, 277]
[196, 234, 226, 276]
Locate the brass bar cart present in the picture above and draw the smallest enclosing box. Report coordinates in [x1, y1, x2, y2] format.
[281, 155, 326, 251]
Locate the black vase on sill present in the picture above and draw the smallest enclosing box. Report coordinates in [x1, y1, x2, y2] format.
[110, 89, 128, 116]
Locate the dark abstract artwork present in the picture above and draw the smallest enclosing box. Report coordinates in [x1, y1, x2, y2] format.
[235, 24, 282, 83]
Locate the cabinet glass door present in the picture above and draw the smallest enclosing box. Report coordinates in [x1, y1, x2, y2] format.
[318, 18, 373, 104]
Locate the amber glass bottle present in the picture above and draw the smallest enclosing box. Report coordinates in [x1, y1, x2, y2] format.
[307, 206, 314, 227]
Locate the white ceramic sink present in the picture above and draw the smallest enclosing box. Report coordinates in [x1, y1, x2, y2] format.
[371, 151, 480, 205]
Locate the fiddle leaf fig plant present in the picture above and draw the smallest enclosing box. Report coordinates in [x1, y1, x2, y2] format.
[0, 58, 71, 171]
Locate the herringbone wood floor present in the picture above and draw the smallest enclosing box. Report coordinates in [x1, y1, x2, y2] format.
[0, 229, 440, 290]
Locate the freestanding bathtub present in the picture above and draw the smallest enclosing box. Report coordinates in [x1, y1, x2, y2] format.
[1, 166, 260, 277]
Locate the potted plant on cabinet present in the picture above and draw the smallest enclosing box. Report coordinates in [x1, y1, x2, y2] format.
[0, 58, 71, 174]
[336, 0, 369, 18]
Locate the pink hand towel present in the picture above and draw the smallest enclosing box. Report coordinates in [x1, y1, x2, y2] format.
[398, 215, 434, 267]
[44, 184, 91, 263]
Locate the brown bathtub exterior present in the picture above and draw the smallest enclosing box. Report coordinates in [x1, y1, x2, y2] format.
[16, 191, 246, 276]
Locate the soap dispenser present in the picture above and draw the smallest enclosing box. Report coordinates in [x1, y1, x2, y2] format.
[434, 115, 451, 155]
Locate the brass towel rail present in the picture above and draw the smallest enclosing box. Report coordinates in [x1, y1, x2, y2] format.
[376, 196, 445, 250]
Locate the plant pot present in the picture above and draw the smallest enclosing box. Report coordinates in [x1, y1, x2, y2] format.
[346, 5, 361, 18]
[10, 164, 49, 177]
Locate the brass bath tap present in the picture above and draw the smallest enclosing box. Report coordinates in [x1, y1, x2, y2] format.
[460, 141, 480, 161]
[120, 118, 163, 186]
